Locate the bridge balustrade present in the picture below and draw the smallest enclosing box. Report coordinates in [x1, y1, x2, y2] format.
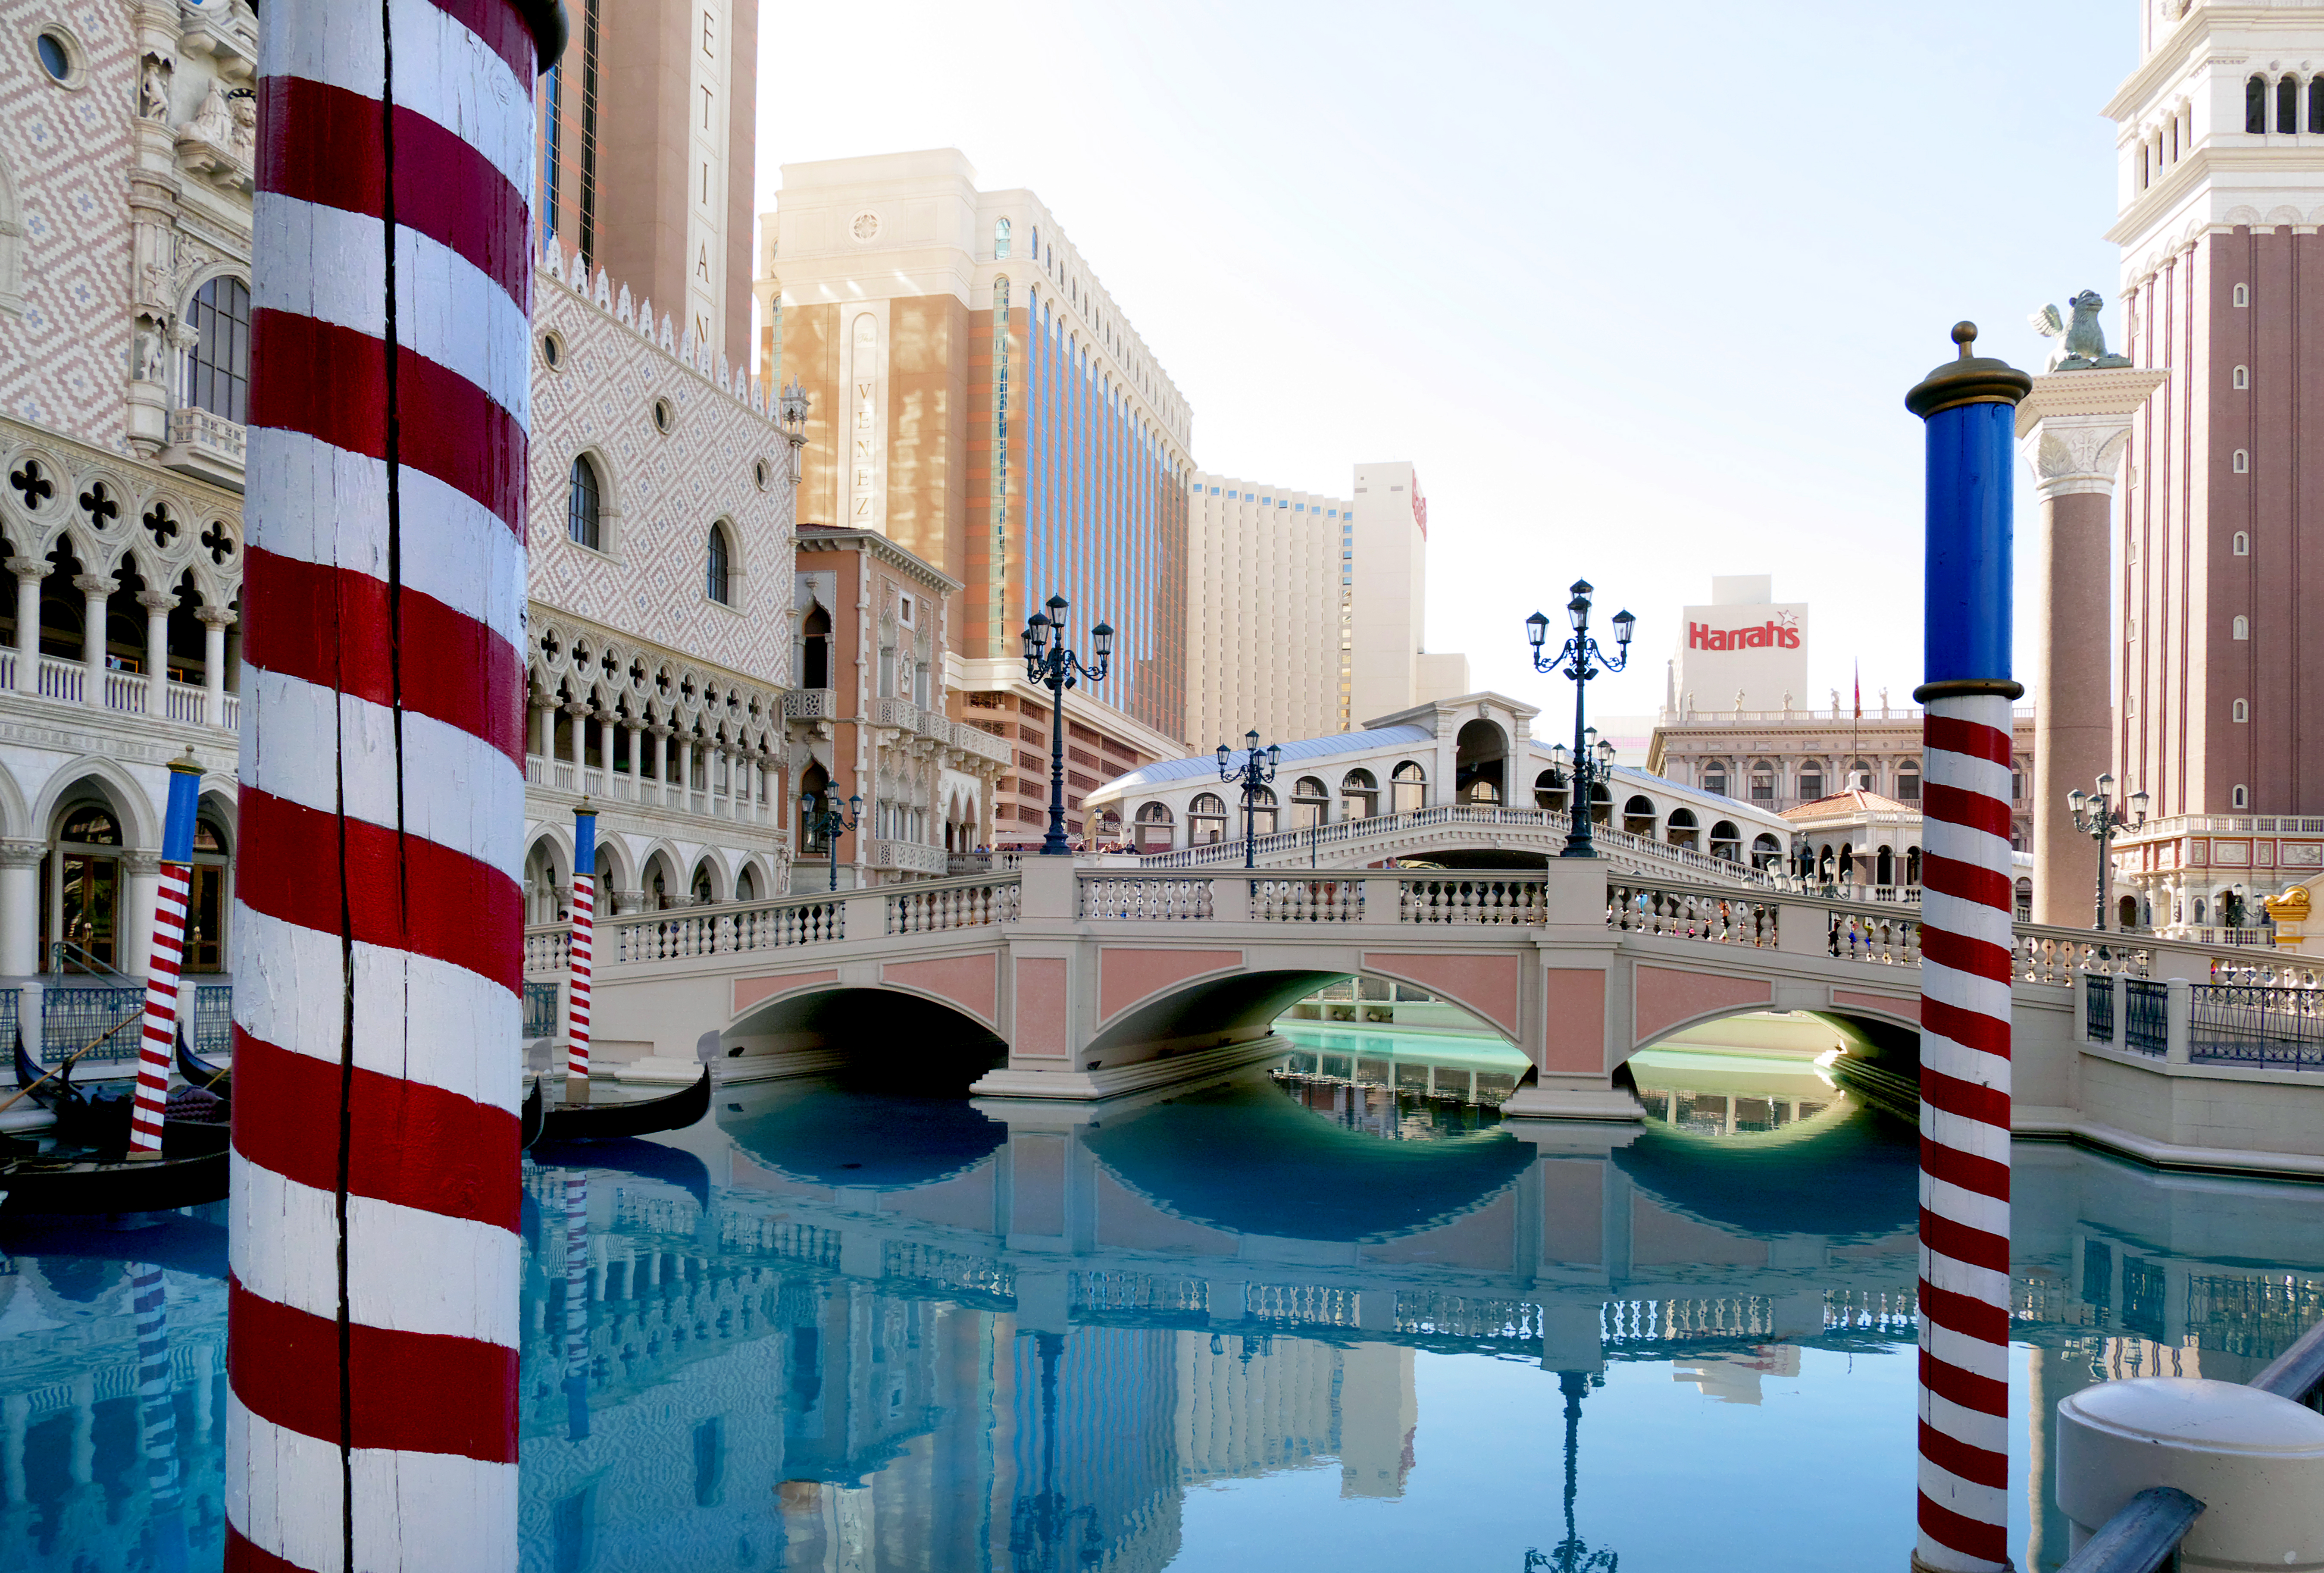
[1606, 880, 1781, 947]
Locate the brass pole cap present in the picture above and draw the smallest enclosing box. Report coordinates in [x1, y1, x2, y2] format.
[1905, 321, 2034, 419]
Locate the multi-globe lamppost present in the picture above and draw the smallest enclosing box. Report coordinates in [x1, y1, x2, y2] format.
[800, 788, 862, 892]
[1216, 728, 1282, 869]
[1021, 594, 1113, 856]
[2067, 772, 2146, 932]
[1526, 580, 1635, 859]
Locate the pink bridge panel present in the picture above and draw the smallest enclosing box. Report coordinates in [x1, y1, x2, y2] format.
[1633, 965, 1775, 1050]
[733, 968, 840, 1015]
[1098, 948, 1245, 1025]
[1361, 952, 1522, 1039]
[1014, 956, 1070, 1058]
[1537, 968, 1607, 1073]
[1833, 988, 1919, 1025]
[881, 953, 1000, 1026]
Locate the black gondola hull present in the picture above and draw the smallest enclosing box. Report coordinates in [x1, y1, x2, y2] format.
[0, 1147, 228, 1215]
[537, 1067, 710, 1143]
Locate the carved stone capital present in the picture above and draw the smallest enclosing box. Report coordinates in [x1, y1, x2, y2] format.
[136, 590, 177, 612]
[0, 840, 45, 869]
[195, 605, 237, 629]
[124, 851, 164, 877]
[72, 574, 111, 598]
[2014, 367, 2171, 500]
[5, 556, 43, 582]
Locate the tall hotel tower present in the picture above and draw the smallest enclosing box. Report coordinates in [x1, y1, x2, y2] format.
[2107, 3, 2324, 920]
[760, 150, 1193, 751]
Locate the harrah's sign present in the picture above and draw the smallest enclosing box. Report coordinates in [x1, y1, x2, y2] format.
[1689, 615, 1800, 652]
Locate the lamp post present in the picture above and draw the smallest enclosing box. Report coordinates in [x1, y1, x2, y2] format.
[2066, 773, 2146, 932]
[1526, 582, 1634, 859]
[1021, 593, 1112, 857]
[800, 788, 862, 892]
[1217, 728, 1282, 869]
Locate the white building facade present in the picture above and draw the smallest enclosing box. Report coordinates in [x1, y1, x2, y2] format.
[1186, 474, 1350, 749]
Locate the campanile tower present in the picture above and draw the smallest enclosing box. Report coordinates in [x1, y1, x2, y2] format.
[2108, 2, 2324, 833]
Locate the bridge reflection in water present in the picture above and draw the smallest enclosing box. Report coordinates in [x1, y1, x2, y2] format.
[1, 1057, 2321, 1572]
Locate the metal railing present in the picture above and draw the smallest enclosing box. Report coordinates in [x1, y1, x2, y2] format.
[2189, 983, 2324, 1069]
[2124, 979, 2169, 1056]
[2086, 973, 2115, 1043]
[523, 980, 560, 1040]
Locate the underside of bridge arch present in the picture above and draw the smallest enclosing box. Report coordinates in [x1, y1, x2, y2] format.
[1082, 966, 1519, 1073]
[1624, 1003, 1923, 1122]
[726, 986, 1006, 1081]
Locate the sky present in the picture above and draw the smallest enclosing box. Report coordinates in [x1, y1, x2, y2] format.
[754, 0, 2138, 723]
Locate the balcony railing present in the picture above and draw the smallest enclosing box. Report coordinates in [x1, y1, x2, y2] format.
[782, 688, 835, 720]
[7, 652, 236, 731]
[162, 405, 248, 486]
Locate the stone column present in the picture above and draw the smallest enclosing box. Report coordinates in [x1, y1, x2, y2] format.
[651, 724, 672, 804]
[7, 558, 41, 694]
[0, 841, 41, 978]
[2018, 367, 2166, 930]
[73, 573, 108, 705]
[198, 606, 234, 725]
[121, 849, 162, 980]
[139, 589, 174, 715]
[563, 700, 588, 780]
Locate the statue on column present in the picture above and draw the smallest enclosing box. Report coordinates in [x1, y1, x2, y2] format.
[2029, 291, 2133, 372]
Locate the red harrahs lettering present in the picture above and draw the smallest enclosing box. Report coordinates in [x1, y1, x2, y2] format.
[1688, 620, 1801, 652]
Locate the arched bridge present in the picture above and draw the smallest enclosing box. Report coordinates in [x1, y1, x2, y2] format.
[528, 859, 2273, 1123]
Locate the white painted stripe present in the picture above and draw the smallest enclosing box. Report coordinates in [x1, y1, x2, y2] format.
[1918, 1033, 2011, 1096]
[1919, 1246, 2012, 1308]
[1919, 889, 2016, 951]
[244, 430, 527, 652]
[1924, 1318, 2012, 1385]
[228, 1397, 522, 1573]
[1921, 821, 2017, 882]
[1914, 1457, 2008, 1536]
[227, 1394, 345, 1573]
[1920, 1172, 2010, 1238]
[1921, 962, 2014, 1031]
[260, 0, 535, 197]
[1921, 1103, 2013, 1166]
[231, 905, 522, 1112]
[230, 1155, 519, 1345]
[1920, 1387, 2011, 1452]
[253, 194, 532, 421]
[1922, 748, 2014, 807]
[242, 671, 525, 881]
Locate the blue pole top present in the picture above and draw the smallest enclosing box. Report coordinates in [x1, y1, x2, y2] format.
[573, 799, 596, 873]
[1906, 323, 2032, 701]
[160, 749, 201, 865]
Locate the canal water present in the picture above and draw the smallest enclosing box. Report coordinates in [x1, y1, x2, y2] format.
[3, 1034, 2319, 1572]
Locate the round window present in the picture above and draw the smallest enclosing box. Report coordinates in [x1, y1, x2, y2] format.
[753, 458, 769, 491]
[36, 32, 69, 78]
[541, 332, 563, 369]
[651, 397, 673, 434]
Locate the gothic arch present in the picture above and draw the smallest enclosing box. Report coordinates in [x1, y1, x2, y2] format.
[33, 756, 159, 849]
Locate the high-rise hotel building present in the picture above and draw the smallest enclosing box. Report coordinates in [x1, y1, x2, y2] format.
[2104, 2, 2324, 920]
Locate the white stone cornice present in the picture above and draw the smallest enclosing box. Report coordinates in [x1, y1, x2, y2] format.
[2017, 369, 2168, 502]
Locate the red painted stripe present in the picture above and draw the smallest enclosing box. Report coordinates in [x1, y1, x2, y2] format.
[1924, 713, 2015, 769]
[1918, 1490, 2008, 1564]
[225, 1525, 311, 1573]
[1920, 1205, 2011, 1274]
[1921, 1063, 2013, 1132]
[1921, 926, 2016, 986]
[423, 0, 542, 85]
[1919, 1417, 2008, 1489]
[1922, 782, 2014, 841]
[247, 311, 527, 537]
[228, 1277, 518, 1462]
[1918, 1280, 2011, 1351]
[235, 788, 522, 992]
[1920, 1347, 2010, 1425]
[1922, 994, 2011, 1059]
[230, 1028, 520, 1231]
[256, 76, 531, 312]
[1920, 851, 2015, 911]
[243, 547, 527, 767]
[1921, 1136, 2011, 1203]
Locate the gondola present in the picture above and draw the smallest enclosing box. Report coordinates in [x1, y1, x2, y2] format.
[520, 1076, 544, 1149]
[177, 1026, 230, 1099]
[536, 1065, 711, 1144]
[12, 1028, 231, 1159]
[0, 1145, 228, 1216]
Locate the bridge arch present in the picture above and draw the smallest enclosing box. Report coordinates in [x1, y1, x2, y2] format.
[1624, 965, 1921, 1069]
[726, 976, 1005, 1065]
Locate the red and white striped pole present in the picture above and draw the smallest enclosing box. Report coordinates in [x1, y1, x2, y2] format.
[1905, 323, 2032, 1573]
[128, 751, 203, 1156]
[229, 2, 563, 1569]
[561, 1169, 590, 1441]
[566, 802, 595, 1089]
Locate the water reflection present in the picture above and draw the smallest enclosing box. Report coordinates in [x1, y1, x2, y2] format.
[0, 1054, 2318, 1572]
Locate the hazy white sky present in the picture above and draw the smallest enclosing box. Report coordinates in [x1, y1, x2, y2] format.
[754, 1, 2135, 722]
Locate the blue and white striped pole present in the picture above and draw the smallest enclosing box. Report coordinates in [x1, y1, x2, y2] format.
[1905, 322, 2031, 1573]
[567, 802, 596, 1088]
[128, 751, 202, 1156]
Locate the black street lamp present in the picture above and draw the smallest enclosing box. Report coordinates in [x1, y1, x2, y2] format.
[1526, 581, 1634, 859]
[2067, 773, 2146, 931]
[799, 788, 862, 892]
[1216, 729, 1282, 869]
[1021, 594, 1113, 857]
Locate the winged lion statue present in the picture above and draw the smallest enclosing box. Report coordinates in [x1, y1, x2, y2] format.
[2030, 290, 2132, 372]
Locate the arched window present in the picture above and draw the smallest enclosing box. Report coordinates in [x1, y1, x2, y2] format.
[2233, 698, 2249, 722]
[1751, 832, 1782, 870]
[1391, 760, 1426, 814]
[2311, 79, 2324, 134]
[1534, 769, 1567, 814]
[568, 455, 601, 548]
[1189, 792, 1228, 845]
[2234, 449, 2250, 473]
[2234, 364, 2250, 389]
[1848, 759, 1875, 791]
[994, 216, 1011, 258]
[1798, 763, 1825, 800]
[705, 521, 731, 604]
[1666, 808, 1698, 850]
[1340, 769, 1377, 821]
[1748, 761, 1774, 801]
[1622, 795, 1656, 837]
[800, 604, 830, 689]
[1875, 845, 1895, 887]
[2234, 530, 2250, 555]
[1709, 820, 1742, 861]
[1906, 846, 1922, 887]
[1895, 762, 1921, 802]
[2249, 75, 2269, 134]
[1837, 842, 1855, 883]
[1701, 762, 1728, 796]
[2015, 879, 2033, 922]
[1247, 784, 1278, 837]
[2234, 282, 2250, 308]
[184, 276, 251, 423]
[2233, 614, 2250, 640]
[1134, 800, 1174, 851]
[690, 861, 715, 905]
[1588, 781, 1613, 827]
[1292, 776, 1329, 828]
[2233, 784, 2249, 808]
[2280, 75, 2300, 134]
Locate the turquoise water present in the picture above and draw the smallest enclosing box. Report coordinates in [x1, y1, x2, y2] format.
[3, 1045, 2320, 1572]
